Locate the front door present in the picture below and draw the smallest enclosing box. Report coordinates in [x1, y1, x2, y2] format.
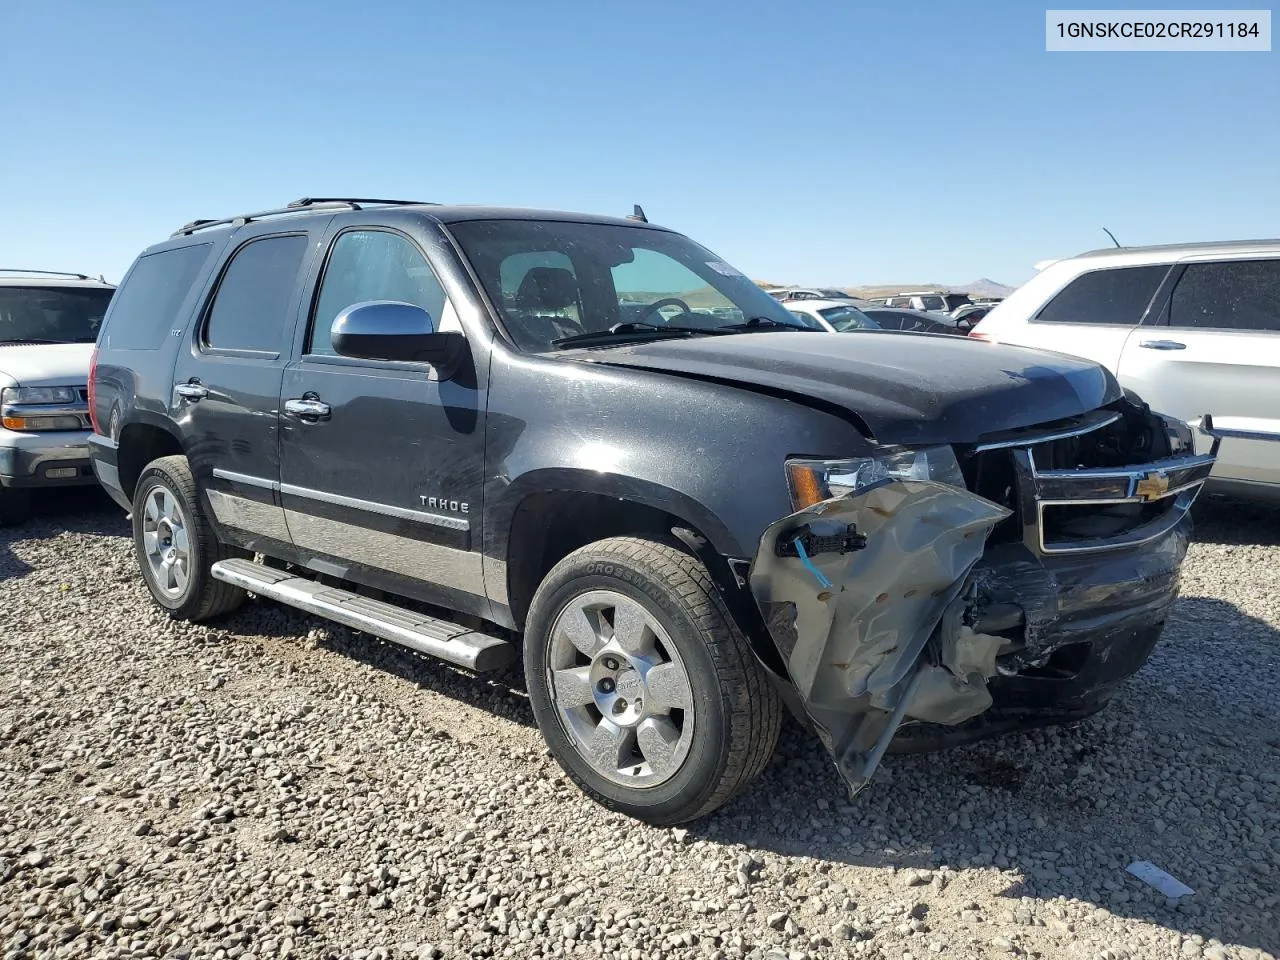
[172, 223, 328, 553]
[1117, 256, 1280, 486]
[277, 223, 489, 618]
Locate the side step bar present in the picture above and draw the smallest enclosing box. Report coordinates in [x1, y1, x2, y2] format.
[210, 558, 515, 672]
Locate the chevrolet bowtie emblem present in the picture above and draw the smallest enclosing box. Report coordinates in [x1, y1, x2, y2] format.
[1135, 471, 1170, 501]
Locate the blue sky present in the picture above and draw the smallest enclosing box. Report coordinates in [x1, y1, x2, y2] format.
[1, 0, 1276, 287]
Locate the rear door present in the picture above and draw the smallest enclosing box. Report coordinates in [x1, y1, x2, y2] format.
[1116, 256, 1280, 487]
[276, 221, 489, 618]
[172, 221, 330, 553]
[1006, 264, 1171, 371]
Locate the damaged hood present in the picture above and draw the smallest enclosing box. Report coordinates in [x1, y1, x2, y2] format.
[583, 332, 1120, 444]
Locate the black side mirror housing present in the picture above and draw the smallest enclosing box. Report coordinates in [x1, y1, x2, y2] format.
[331, 301, 466, 375]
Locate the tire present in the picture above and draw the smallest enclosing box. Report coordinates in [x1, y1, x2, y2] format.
[0, 486, 33, 527]
[524, 537, 781, 825]
[132, 455, 246, 621]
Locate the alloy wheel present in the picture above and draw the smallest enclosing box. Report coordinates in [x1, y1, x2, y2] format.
[546, 590, 696, 788]
[140, 484, 191, 598]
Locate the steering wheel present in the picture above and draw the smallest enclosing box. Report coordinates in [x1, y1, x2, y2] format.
[637, 297, 693, 322]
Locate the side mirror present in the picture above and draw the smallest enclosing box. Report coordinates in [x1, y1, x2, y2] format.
[331, 301, 465, 374]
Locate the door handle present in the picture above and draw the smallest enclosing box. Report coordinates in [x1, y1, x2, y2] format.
[175, 381, 209, 401]
[1138, 340, 1187, 351]
[284, 397, 332, 422]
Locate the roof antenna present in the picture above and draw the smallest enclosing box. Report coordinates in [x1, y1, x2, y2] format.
[627, 204, 648, 223]
[1102, 227, 1121, 248]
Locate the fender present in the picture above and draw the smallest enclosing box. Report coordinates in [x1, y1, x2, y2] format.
[489, 467, 742, 558]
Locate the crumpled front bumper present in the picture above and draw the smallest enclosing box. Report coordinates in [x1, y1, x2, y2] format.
[747, 455, 1204, 797]
[750, 479, 1015, 795]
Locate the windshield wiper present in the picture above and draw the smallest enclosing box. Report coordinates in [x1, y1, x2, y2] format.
[719, 316, 818, 332]
[552, 321, 733, 350]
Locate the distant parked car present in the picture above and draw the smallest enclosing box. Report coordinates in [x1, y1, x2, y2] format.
[949, 303, 996, 330]
[875, 291, 972, 313]
[860, 306, 962, 335]
[785, 299, 883, 331]
[0, 269, 115, 524]
[971, 239, 1280, 500]
[768, 287, 861, 303]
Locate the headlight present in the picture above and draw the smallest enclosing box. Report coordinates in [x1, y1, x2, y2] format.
[1, 386, 80, 405]
[785, 445, 966, 510]
[1, 385, 86, 432]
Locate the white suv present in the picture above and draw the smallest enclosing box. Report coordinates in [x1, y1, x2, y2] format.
[970, 241, 1280, 500]
[1, 270, 115, 524]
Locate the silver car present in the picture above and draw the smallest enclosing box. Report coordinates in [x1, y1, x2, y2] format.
[971, 240, 1280, 500]
[0, 270, 115, 524]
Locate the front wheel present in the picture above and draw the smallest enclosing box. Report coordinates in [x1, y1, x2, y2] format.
[524, 537, 781, 825]
[132, 455, 246, 621]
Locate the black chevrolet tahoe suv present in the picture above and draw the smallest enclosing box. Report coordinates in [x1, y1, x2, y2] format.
[89, 197, 1221, 825]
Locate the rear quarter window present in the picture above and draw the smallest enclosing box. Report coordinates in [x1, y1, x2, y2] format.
[104, 243, 213, 350]
[1169, 259, 1280, 332]
[1034, 264, 1170, 326]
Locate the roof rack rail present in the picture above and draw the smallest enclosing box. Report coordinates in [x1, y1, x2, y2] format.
[287, 197, 429, 208]
[0, 268, 94, 280]
[171, 197, 433, 238]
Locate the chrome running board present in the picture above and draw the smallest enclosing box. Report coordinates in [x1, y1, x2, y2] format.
[210, 558, 514, 672]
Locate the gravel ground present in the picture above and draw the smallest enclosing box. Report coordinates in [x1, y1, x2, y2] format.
[2, 490, 1277, 960]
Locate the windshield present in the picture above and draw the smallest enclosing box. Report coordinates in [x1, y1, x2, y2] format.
[818, 304, 880, 332]
[447, 220, 809, 351]
[0, 286, 114, 344]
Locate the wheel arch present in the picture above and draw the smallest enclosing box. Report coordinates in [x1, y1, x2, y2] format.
[498, 470, 738, 624]
[497, 473, 787, 679]
[117, 419, 185, 501]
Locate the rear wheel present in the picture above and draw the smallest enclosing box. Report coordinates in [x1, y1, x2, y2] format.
[132, 455, 246, 621]
[524, 537, 780, 825]
[0, 486, 33, 527]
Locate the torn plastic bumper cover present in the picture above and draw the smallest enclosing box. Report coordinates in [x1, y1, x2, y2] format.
[750, 479, 1012, 795]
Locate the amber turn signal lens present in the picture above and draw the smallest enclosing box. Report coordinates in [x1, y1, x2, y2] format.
[2, 416, 28, 430]
[786, 463, 826, 510]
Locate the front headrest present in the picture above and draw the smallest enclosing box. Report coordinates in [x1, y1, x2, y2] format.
[515, 267, 579, 311]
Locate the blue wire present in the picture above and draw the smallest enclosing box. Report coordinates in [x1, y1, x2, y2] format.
[793, 539, 832, 589]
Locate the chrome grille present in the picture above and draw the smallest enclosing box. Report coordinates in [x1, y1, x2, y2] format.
[1014, 447, 1213, 554]
[964, 408, 1213, 555]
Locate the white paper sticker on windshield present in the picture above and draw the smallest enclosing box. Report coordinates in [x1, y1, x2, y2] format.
[706, 260, 745, 277]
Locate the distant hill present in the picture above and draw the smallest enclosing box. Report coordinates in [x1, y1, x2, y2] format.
[960, 278, 1016, 298]
[844, 279, 1017, 299]
[756, 279, 1017, 299]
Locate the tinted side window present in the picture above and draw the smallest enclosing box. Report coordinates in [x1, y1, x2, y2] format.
[1169, 259, 1280, 332]
[1034, 265, 1168, 325]
[105, 244, 212, 350]
[310, 230, 448, 356]
[205, 235, 308, 353]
